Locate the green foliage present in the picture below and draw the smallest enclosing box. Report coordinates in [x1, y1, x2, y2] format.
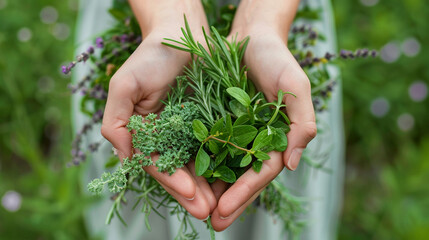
[0, 0, 93, 239]
[332, 0, 429, 239]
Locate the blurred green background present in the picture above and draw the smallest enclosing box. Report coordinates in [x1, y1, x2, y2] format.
[0, 0, 427, 239]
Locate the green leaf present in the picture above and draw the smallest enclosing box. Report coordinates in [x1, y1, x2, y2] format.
[229, 100, 247, 117]
[272, 120, 290, 133]
[233, 115, 250, 126]
[232, 125, 258, 147]
[213, 166, 236, 183]
[226, 87, 251, 107]
[252, 160, 263, 172]
[215, 149, 228, 167]
[202, 169, 213, 178]
[208, 140, 219, 154]
[254, 151, 271, 160]
[240, 153, 252, 167]
[195, 147, 210, 176]
[278, 111, 291, 125]
[225, 115, 233, 136]
[210, 117, 225, 135]
[252, 129, 273, 150]
[192, 119, 208, 142]
[108, 9, 127, 21]
[272, 128, 288, 151]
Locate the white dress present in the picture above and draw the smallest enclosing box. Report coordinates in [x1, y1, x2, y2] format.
[73, 0, 344, 239]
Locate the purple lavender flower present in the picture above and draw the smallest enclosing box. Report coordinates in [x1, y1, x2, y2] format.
[324, 52, 335, 60]
[95, 37, 104, 48]
[120, 34, 129, 43]
[87, 46, 94, 54]
[61, 65, 69, 74]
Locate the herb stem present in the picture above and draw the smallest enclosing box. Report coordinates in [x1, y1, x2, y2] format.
[204, 135, 254, 154]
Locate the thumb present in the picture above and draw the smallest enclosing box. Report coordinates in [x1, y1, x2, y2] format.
[101, 78, 139, 161]
[283, 121, 317, 171]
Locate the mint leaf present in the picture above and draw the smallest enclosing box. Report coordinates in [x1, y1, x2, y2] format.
[195, 147, 210, 176]
[213, 166, 236, 183]
[227, 87, 251, 107]
[254, 151, 271, 160]
[192, 119, 208, 142]
[252, 129, 273, 150]
[240, 153, 252, 167]
[232, 125, 258, 147]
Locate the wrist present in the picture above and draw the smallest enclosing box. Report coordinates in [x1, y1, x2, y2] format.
[231, 0, 300, 40]
[129, 0, 208, 38]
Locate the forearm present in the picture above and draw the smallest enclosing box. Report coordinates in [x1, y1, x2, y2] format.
[232, 0, 300, 39]
[128, 0, 207, 37]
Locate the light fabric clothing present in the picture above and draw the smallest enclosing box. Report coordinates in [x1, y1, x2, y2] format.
[73, 0, 344, 239]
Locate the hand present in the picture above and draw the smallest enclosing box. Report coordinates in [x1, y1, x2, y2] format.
[210, 0, 317, 230]
[101, 1, 216, 220]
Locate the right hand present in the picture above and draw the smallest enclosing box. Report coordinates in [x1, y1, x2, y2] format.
[101, 3, 216, 220]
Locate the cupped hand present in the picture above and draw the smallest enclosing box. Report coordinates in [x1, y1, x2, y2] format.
[101, 25, 216, 220]
[210, 24, 317, 230]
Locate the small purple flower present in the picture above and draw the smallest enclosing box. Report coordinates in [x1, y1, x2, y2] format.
[135, 36, 142, 44]
[95, 37, 104, 48]
[92, 109, 104, 122]
[324, 52, 335, 60]
[120, 34, 129, 43]
[82, 53, 89, 62]
[361, 48, 369, 57]
[309, 30, 318, 40]
[340, 50, 349, 59]
[87, 46, 94, 54]
[371, 50, 378, 57]
[61, 65, 69, 74]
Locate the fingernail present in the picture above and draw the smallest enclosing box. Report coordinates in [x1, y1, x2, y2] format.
[219, 215, 231, 220]
[287, 148, 304, 171]
[185, 196, 195, 201]
[202, 215, 210, 221]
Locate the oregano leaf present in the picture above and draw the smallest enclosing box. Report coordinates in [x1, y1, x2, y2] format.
[192, 119, 208, 142]
[252, 129, 273, 150]
[254, 151, 271, 160]
[252, 160, 263, 172]
[240, 153, 252, 167]
[226, 87, 251, 107]
[232, 125, 258, 147]
[195, 147, 210, 176]
[272, 128, 288, 151]
[229, 99, 247, 117]
[213, 166, 236, 183]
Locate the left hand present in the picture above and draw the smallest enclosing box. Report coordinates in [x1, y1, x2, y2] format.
[210, 4, 317, 230]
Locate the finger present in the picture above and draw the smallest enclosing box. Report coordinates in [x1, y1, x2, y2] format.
[278, 54, 317, 170]
[143, 155, 196, 200]
[158, 181, 210, 220]
[101, 76, 142, 160]
[216, 151, 283, 218]
[211, 183, 267, 232]
[187, 161, 218, 213]
[211, 179, 229, 202]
